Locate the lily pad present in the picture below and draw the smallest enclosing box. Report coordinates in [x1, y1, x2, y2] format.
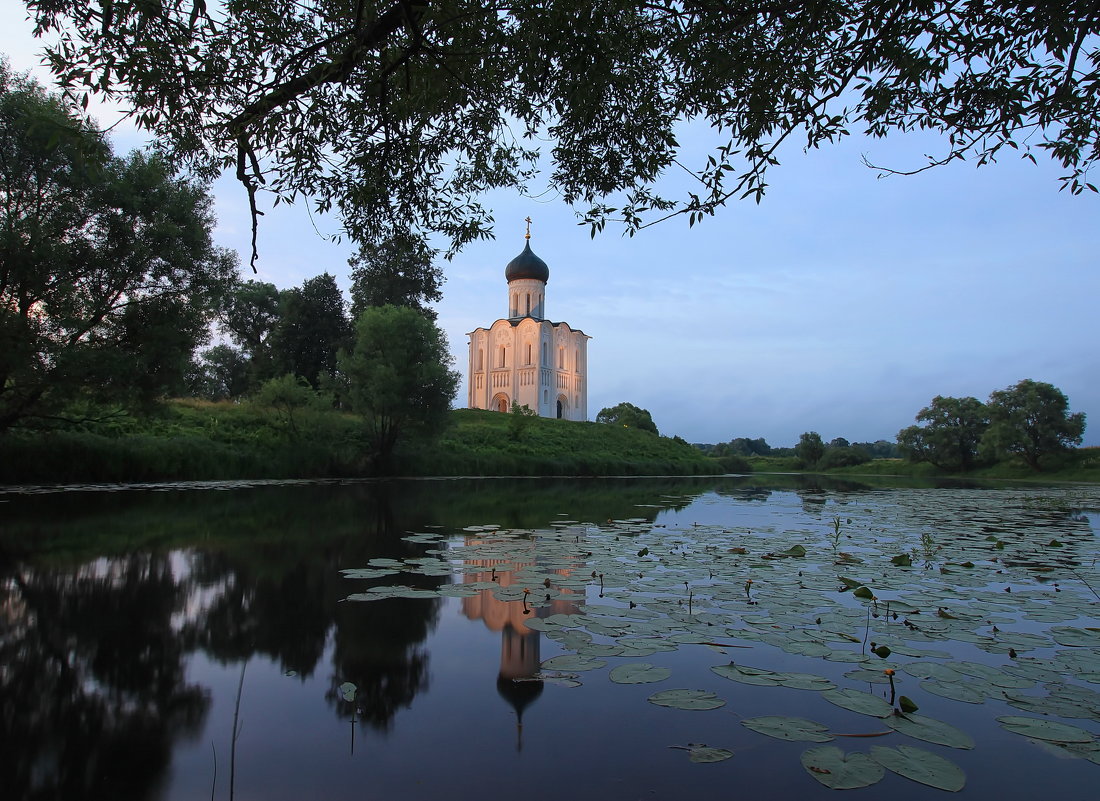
[776, 672, 836, 691]
[609, 663, 672, 684]
[885, 712, 974, 749]
[673, 743, 735, 763]
[820, 688, 894, 718]
[920, 680, 987, 704]
[800, 746, 885, 790]
[711, 663, 784, 686]
[996, 716, 1096, 743]
[869, 745, 966, 792]
[742, 715, 834, 742]
[647, 689, 726, 711]
[1051, 627, 1100, 648]
[539, 654, 607, 671]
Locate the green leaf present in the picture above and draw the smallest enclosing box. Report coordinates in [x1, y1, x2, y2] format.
[608, 663, 672, 684]
[996, 716, 1095, 743]
[338, 682, 357, 702]
[890, 553, 912, 566]
[870, 745, 965, 791]
[800, 746, 885, 790]
[1051, 627, 1100, 647]
[853, 586, 875, 599]
[920, 680, 987, 704]
[775, 672, 836, 691]
[646, 689, 726, 710]
[742, 716, 834, 742]
[539, 654, 606, 671]
[821, 688, 895, 718]
[673, 743, 735, 763]
[710, 663, 784, 686]
[886, 712, 973, 749]
[898, 696, 919, 714]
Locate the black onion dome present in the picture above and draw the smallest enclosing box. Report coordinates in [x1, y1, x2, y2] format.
[505, 241, 550, 283]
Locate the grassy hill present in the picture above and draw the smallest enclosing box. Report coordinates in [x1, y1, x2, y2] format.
[402, 408, 721, 476]
[0, 402, 720, 484]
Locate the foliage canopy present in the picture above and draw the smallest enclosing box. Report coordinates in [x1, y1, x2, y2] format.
[897, 395, 990, 471]
[597, 402, 659, 435]
[795, 431, 826, 468]
[898, 381, 1086, 472]
[26, 1, 1100, 263]
[271, 273, 352, 389]
[349, 231, 444, 321]
[0, 63, 236, 431]
[339, 304, 459, 465]
[981, 379, 1086, 470]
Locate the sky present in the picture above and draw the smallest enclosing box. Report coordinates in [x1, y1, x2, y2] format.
[3, 8, 1098, 448]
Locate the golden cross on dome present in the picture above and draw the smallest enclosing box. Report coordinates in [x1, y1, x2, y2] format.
[524, 216, 532, 239]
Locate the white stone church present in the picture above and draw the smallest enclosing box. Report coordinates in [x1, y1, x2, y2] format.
[466, 231, 590, 420]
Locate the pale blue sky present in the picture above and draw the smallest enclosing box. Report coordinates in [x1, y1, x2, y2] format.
[4, 8, 1097, 447]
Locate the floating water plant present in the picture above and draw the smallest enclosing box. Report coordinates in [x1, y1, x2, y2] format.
[335, 482, 1100, 792]
[668, 743, 734, 763]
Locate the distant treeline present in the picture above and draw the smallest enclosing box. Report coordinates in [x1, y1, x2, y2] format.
[692, 378, 1087, 476]
[695, 437, 900, 461]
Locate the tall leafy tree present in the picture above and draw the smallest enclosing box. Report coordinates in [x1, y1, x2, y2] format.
[270, 273, 351, 389]
[596, 402, 659, 435]
[221, 278, 282, 385]
[0, 63, 236, 431]
[339, 305, 459, 467]
[349, 231, 444, 321]
[897, 395, 990, 471]
[26, 2, 1100, 264]
[981, 379, 1086, 470]
[723, 437, 772, 456]
[190, 344, 251, 401]
[795, 431, 825, 469]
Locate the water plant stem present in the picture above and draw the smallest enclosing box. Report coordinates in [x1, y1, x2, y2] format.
[230, 662, 246, 801]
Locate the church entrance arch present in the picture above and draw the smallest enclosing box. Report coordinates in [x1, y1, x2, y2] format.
[492, 393, 510, 413]
[556, 394, 569, 419]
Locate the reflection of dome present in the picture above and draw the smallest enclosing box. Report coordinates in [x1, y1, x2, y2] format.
[505, 241, 550, 283]
[496, 672, 544, 718]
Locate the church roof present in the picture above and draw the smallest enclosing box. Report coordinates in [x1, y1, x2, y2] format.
[505, 240, 550, 283]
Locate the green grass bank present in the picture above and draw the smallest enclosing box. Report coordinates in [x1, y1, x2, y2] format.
[746, 448, 1100, 483]
[0, 402, 722, 484]
[3, 401, 1096, 485]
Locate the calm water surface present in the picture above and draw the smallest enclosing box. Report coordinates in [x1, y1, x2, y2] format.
[2, 476, 1098, 800]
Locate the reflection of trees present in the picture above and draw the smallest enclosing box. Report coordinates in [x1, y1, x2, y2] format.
[0, 552, 209, 801]
[0, 475, 750, 790]
[185, 551, 332, 677]
[328, 595, 439, 731]
[168, 482, 444, 731]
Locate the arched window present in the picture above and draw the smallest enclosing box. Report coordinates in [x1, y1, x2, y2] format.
[498, 346, 506, 368]
[525, 343, 532, 364]
[525, 293, 531, 315]
[542, 341, 548, 362]
[477, 349, 483, 371]
[558, 346, 564, 369]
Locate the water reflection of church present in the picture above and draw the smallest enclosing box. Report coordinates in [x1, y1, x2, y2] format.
[460, 538, 581, 748]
